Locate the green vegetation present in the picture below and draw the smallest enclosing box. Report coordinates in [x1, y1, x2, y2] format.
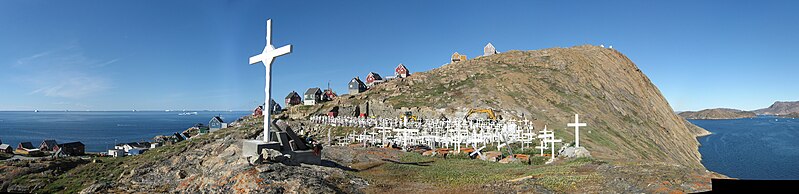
[36, 157, 126, 193]
[0, 152, 12, 160]
[359, 151, 605, 192]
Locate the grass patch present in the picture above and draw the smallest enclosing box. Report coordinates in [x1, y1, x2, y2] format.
[36, 157, 126, 193]
[361, 151, 604, 192]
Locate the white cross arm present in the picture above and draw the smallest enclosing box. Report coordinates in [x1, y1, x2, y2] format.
[568, 123, 587, 127]
[544, 139, 563, 143]
[249, 45, 292, 65]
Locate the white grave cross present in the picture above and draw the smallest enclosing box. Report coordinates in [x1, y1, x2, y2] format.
[567, 114, 587, 148]
[250, 19, 292, 142]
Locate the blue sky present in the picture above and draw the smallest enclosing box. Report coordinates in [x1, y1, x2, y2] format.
[0, 0, 797, 111]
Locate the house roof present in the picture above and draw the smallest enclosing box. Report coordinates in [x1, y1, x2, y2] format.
[0, 144, 10, 150]
[41, 140, 58, 148]
[368, 72, 383, 80]
[396, 63, 407, 70]
[350, 77, 365, 85]
[58, 142, 84, 148]
[211, 116, 224, 123]
[19, 142, 34, 149]
[285, 91, 299, 99]
[305, 87, 322, 95]
[117, 142, 151, 148]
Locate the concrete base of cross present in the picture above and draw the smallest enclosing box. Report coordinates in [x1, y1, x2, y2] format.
[242, 119, 322, 165]
[242, 140, 282, 158]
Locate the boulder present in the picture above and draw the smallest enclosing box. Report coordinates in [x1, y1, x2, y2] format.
[498, 156, 517, 164]
[483, 151, 503, 162]
[559, 147, 592, 158]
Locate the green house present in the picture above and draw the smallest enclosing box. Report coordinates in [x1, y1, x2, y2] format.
[195, 123, 210, 134]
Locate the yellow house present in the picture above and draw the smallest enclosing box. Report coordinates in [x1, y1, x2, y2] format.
[451, 52, 467, 63]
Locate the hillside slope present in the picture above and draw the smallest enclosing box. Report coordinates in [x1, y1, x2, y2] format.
[678, 108, 756, 120]
[754, 101, 799, 115]
[327, 45, 708, 168]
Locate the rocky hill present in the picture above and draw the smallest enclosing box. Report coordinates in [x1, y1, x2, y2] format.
[312, 45, 709, 168]
[754, 101, 799, 115]
[678, 108, 757, 120]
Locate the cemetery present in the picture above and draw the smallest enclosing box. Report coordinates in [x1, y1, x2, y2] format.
[310, 113, 588, 164]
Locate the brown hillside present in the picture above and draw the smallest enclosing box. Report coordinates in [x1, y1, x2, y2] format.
[321, 45, 708, 168]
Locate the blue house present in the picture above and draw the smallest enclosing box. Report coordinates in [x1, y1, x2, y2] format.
[209, 116, 226, 132]
[128, 148, 146, 156]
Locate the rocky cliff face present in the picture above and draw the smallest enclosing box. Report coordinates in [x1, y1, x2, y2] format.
[678, 108, 757, 120]
[321, 45, 709, 168]
[754, 101, 799, 115]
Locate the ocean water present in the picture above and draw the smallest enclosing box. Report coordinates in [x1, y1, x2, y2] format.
[0, 111, 250, 152]
[691, 116, 799, 180]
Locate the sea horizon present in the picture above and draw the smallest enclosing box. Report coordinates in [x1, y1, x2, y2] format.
[0, 111, 251, 152]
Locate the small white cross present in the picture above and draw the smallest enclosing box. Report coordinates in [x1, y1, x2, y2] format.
[567, 114, 587, 148]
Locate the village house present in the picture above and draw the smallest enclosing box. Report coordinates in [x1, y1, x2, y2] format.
[0, 144, 12, 153]
[115, 142, 151, 153]
[348, 77, 367, 95]
[16, 142, 42, 156]
[252, 105, 263, 117]
[395, 63, 411, 78]
[54, 142, 85, 156]
[209, 116, 227, 132]
[304, 87, 323, 105]
[323, 88, 337, 101]
[128, 148, 146, 156]
[269, 99, 282, 114]
[173, 132, 186, 142]
[107, 149, 124, 157]
[285, 91, 302, 106]
[194, 123, 210, 134]
[39, 139, 58, 151]
[365, 72, 384, 87]
[483, 43, 498, 56]
[451, 52, 467, 63]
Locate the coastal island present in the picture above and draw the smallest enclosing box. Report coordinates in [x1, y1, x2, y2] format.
[678, 108, 757, 120]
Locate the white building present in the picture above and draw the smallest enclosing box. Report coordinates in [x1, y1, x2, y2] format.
[484, 43, 498, 56]
[108, 149, 124, 157]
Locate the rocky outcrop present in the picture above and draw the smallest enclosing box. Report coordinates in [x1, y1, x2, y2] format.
[97, 118, 367, 193]
[778, 112, 799, 118]
[754, 101, 799, 115]
[678, 108, 757, 120]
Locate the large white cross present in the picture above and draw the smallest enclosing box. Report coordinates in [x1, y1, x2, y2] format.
[567, 114, 587, 148]
[250, 19, 292, 142]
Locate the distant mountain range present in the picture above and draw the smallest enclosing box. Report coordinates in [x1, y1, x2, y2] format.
[753, 101, 799, 115]
[679, 101, 799, 119]
[678, 108, 756, 120]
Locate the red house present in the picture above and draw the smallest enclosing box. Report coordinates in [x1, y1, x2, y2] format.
[395, 63, 410, 78]
[252, 105, 263, 117]
[285, 91, 302, 106]
[323, 89, 337, 101]
[365, 72, 384, 86]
